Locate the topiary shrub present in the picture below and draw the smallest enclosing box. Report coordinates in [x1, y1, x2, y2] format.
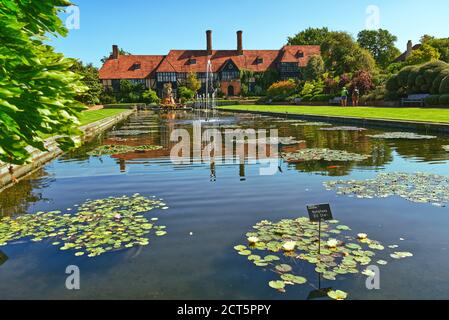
[386, 75, 400, 92]
[440, 76, 449, 94]
[425, 95, 441, 106]
[407, 67, 421, 93]
[431, 69, 449, 94]
[439, 94, 449, 106]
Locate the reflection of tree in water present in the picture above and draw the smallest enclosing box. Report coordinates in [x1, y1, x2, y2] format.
[283, 129, 394, 176]
[391, 138, 449, 161]
[0, 169, 52, 218]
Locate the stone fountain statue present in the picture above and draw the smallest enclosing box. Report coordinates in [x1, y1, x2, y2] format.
[162, 82, 176, 107]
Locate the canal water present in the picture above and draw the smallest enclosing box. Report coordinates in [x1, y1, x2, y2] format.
[1, 110, 449, 299]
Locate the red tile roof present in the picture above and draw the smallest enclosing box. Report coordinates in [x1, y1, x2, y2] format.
[99, 55, 165, 80]
[99, 45, 321, 79]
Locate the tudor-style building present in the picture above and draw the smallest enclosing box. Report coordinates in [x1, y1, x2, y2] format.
[99, 31, 320, 97]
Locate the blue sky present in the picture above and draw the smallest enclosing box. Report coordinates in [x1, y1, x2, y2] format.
[52, 0, 449, 67]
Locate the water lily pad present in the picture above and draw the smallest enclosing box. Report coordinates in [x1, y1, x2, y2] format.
[87, 144, 163, 156]
[268, 280, 285, 290]
[367, 132, 436, 140]
[275, 264, 293, 273]
[324, 172, 449, 206]
[327, 290, 348, 300]
[282, 149, 370, 162]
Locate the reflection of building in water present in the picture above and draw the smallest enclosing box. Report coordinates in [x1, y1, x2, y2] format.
[239, 163, 246, 181]
[210, 161, 216, 182]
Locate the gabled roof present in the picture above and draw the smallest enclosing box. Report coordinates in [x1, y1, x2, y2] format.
[279, 45, 321, 67]
[155, 46, 319, 74]
[98, 45, 321, 79]
[99, 55, 165, 79]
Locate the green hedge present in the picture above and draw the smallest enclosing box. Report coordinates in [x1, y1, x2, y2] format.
[387, 61, 449, 97]
[440, 94, 449, 105]
[440, 76, 449, 94]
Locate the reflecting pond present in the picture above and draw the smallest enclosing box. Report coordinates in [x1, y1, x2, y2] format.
[1, 110, 449, 299]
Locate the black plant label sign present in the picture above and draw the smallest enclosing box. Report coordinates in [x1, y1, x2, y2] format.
[307, 204, 333, 222]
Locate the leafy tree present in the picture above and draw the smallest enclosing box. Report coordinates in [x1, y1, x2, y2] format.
[0, 0, 86, 165]
[101, 48, 131, 64]
[185, 72, 201, 92]
[304, 55, 325, 81]
[321, 32, 376, 76]
[357, 29, 401, 68]
[118, 80, 145, 103]
[70, 60, 103, 106]
[142, 88, 160, 104]
[421, 35, 449, 63]
[287, 27, 330, 45]
[406, 43, 441, 65]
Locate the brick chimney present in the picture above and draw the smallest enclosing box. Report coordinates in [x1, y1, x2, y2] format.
[112, 45, 119, 59]
[237, 31, 243, 55]
[206, 30, 213, 55]
[405, 40, 413, 59]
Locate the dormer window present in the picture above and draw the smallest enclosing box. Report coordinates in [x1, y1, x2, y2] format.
[296, 50, 304, 58]
[188, 58, 197, 65]
[131, 63, 141, 70]
[255, 57, 264, 64]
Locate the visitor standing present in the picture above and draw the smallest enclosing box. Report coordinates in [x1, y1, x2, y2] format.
[341, 87, 349, 107]
[352, 87, 360, 106]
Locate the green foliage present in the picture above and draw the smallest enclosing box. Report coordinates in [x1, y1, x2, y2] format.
[310, 94, 335, 102]
[142, 88, 160, 104]
[100, 88, 117, 104]
[431, 69, 449, 94]
[406, 43, 441, 65]
[439, 94, 449, 105]
[118, 80, 145, 103]
[421, 35, 449, 63]
[357, 29, 401, 68]
[304, 55, 325, 81]
[321, 32, 376, 76]
[425, 95, 441, 106]
[287, 27, 330, 45]
[185, 72, 201, 92]
[386, 61, 449, 97]
[177, 86, 195, 102]
[440, 76, 449, 94]
[300, 80, 324, 97]
[70, 60, 103, 106]
[0, 0, 87, 165]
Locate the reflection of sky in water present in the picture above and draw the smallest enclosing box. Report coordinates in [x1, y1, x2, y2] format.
[1, 110, 449, 299]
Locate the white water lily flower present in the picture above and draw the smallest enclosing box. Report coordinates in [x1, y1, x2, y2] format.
[282, 241, 296, 252]
[357, 233, 368, 240]
[114, 214, 122, 220]
[247, 237, 259, 245]
[326, 239, 339, 248]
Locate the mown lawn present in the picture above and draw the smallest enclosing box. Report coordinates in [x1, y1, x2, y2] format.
[78, 108, 129, 126]
[218, 105, 449, 124]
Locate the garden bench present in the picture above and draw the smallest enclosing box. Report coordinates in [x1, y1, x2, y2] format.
[401, 94, 429, 107]
[329, 97, 342, 105]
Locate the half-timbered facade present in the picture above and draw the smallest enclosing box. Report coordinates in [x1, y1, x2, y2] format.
[99, 31, 320, 97]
